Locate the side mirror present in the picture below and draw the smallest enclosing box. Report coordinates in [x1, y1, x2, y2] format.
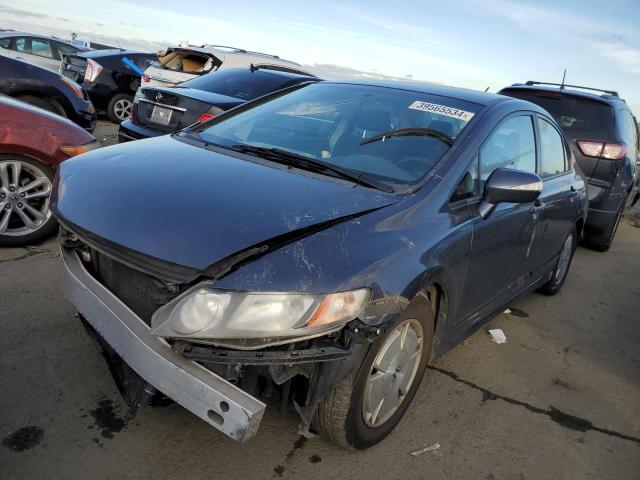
[479, 168, 542, 219]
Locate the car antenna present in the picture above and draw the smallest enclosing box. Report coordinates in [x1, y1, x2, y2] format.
[560, 68, 567, 90]
[484, 86, 490, 92]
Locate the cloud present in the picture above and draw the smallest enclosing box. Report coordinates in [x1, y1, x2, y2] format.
[0, 5, 48, 20]
[304, 63, 442, 84]
[595, 43, 640, 75]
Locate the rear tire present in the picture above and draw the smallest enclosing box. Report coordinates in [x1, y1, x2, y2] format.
[313, 304, 434, 449]
[107, 93, 133, 123]
[581, 202, 625, 252]
[537, 226, 577, 296]
[16, 95, 65, 117]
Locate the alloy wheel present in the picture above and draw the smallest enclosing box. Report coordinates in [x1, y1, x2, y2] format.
[0, 160, 52, 236]
[113, 98, 132, 121]
[362, 318, 424, 428]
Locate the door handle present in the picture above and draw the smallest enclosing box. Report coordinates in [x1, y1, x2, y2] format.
[568, 186, 579, 197]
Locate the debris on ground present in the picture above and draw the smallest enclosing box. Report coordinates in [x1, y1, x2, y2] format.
[504, 307, 529, 317]
[488, 329, 507, 344]
[410, 442, 441, 456]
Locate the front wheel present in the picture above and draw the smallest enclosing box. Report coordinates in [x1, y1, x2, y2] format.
[0, 156, 57, 246]
[313, 313, 432, 449]
[537, 226, 577, 296]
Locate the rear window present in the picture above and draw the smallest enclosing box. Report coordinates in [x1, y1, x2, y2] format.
[181, 69, 304, 101]
[158, 50, 220, 74]
[502, 89, 615, 134]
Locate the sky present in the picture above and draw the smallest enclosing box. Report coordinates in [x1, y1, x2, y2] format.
[1, 0, 639, 113]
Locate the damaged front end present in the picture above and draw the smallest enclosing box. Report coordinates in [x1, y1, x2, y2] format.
[59, 224, 394, 442]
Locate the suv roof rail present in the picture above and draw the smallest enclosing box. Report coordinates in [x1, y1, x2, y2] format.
[200, 44, 280, 58]
[522, 80, 619, 97]
[249, 63, 316, 77]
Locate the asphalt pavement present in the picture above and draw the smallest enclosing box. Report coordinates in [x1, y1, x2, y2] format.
[1, 122, 638, 479]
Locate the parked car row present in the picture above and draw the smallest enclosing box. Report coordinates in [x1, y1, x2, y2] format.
[1, 31, 638, 451]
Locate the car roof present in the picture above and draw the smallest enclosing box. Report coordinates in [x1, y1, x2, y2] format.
[0, 31, 75, 45]
[321, 79, 510, 107]
[501, 83, 625, 106]
[79, 48, 154, 58]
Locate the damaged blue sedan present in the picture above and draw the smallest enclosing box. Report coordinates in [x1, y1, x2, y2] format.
[52, 80, 588, 449]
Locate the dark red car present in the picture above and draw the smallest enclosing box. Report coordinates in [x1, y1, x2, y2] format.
[0, 95, 99, 246]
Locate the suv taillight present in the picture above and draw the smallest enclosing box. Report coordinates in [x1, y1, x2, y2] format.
[84, 59, 103, 83]
[577, 141, 627, 160]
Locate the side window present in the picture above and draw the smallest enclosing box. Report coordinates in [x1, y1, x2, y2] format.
[15, 37, 28, 53]
[450, 158, 479, 203]
[480, 115, 536, 182]
[30, 38, 54, 59]
[538, 118, 567, 178]
[0, 37, 10, 49]
[619, 111, 638, 150]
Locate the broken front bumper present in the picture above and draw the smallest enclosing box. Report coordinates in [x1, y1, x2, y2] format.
[61, 246, 266, 443]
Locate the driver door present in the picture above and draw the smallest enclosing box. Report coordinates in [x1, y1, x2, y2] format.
[458, 114, 541, 325]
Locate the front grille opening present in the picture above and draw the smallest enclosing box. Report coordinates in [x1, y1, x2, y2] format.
[84, 248, 181, 326]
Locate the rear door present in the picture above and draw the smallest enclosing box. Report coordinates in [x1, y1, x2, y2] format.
[527, 115, 577, 277]
[13, 37, 60, 71]
[460, 113, 540, 324]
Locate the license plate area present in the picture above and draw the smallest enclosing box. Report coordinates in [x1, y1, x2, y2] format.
[150, 105, 172, 125]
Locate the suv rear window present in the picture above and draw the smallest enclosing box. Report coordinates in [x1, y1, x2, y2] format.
[502, 89, 615, 134]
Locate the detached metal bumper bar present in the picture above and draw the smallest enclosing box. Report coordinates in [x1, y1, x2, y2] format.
[61, 247, 265, 443]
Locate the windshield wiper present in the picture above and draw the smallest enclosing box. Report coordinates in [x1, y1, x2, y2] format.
[361, 128, 454, 147]
[230, 144, 394, 193]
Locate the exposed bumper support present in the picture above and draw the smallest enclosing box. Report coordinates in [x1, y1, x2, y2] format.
[61, 247, 266, 443]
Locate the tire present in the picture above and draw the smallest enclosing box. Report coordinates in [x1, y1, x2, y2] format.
[581, 202, 625, 252]
[313, 303, 434, 449]
[537, 226, 577, 296]
[107, 93, 133, 123]
[0, 155, 58, 247]
[16, 95, 65, 117]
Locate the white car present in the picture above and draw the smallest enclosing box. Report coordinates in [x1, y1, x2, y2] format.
[0, 32, 86, 72]
[142, 45, 309, 87]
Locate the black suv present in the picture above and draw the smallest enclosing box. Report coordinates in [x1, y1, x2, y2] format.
[500, 82, 640, 251]
[60, 49, 156, 123]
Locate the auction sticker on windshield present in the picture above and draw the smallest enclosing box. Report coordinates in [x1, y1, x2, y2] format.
[409, 101, 475, 121]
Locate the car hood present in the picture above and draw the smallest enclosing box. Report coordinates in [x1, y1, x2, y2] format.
[52, 135, 398, 272]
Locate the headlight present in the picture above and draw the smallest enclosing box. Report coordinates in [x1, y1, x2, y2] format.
[150, 286, 370, 349]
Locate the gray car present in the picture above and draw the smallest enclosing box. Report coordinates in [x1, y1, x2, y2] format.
[0, 31, 85, 72]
